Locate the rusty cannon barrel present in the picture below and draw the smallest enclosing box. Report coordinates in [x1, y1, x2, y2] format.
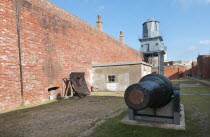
[124, 74, 173, 110]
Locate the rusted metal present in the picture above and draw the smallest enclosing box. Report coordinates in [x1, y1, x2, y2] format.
[128, 89, 144, 105]
[70, 72, 90, 97]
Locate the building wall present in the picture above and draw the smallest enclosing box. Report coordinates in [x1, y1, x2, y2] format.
[92, 63, 151, 92]
[197, 55, 210, 79]
[192, 61, 197, 77]
[164, 65, 185, 80]
[140, 38, 164, 53]
[0, 0, 143, 110]
[0, 0, 22, 110]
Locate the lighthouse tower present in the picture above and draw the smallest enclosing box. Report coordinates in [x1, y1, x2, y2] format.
[139, 19, 167, 75]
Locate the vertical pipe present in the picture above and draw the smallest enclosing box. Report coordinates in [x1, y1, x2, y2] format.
[15, 0, 24, 106]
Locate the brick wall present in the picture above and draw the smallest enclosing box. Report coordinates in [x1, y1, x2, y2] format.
[183, 66, 192, 77]
[197, 55, 210, 79]
[0, 0, 22, 110]
[164, 65, 185, 80]
[0, 0, 143, 110]
[192, 61, 197, 77]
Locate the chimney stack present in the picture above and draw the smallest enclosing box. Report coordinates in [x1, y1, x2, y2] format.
[96, 15, 103, 31]
[119, 31, 124, 43]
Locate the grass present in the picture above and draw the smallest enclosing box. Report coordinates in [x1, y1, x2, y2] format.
[172, 80, 200, 85]
[89, 111, 199, 137]
[89, 79, 210, 137]
[204, 78, 210, 82]
[181, 87, 210, 94]
[91, 92, 123, 97]
[0, 99, 58, 114]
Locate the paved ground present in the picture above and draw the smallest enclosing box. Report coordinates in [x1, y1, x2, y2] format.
[0, 94, 126, 137]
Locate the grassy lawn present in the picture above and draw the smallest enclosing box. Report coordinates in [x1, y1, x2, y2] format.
[181, 87, 210, 94]
[172, 80, 200, 85]
[204, 78, 210, 82]
[89, 79, 210, 137]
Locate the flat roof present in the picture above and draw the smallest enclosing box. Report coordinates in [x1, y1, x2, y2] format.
[92, 61, 152, 68]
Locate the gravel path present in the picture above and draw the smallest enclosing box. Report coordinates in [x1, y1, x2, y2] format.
[0, 94, 126, 137]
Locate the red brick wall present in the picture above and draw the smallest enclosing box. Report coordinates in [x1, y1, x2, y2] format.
[164, 65, 185, 80]
[183, 66, 192, 77]
[192, 61, 197, 77]
[197, 55, 210, 79]
[0, 0, 22, 110]
[0, 0, 143, 110]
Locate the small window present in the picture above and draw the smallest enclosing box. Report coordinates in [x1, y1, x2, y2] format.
[156, 43, 158, 46]
[107, 75, 115, 83]
[141, 45, 143, 47]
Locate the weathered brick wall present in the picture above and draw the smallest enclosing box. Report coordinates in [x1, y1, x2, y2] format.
[0, 0, 22, 110]
[0, 0, 143, 110]
[197, 55, 210, 79]
[183, 66, 192, 77]
[164, 65, 185, 80]
[192, 61, 197, 77]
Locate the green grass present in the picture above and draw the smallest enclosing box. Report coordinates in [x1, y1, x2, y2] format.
[91, 92, 123, 97]
[172, 80, 199, 85]
[204, 78, 210, 82]
[89, 80, 210, 137]
[89, 110, 200, 137]
[181, 87, 210, 94]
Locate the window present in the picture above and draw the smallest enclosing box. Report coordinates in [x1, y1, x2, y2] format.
[107, 75, 116, 83]
[156, 43, 158, 46]
[141, 45, 143, 47]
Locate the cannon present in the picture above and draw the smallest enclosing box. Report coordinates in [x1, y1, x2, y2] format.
[124, 74, 181, 125]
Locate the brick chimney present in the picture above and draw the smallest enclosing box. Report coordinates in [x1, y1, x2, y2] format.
[96, 15, 103, 31]
[119, 31, 124, 43]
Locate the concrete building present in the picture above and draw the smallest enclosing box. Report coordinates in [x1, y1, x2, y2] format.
[92, 62, 152, 92]
[139, 19, 167, 75]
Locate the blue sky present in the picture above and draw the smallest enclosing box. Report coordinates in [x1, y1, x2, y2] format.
[49, 0, 210, 61]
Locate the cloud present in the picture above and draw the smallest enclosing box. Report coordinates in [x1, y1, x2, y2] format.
[199, 40, 210, 45]
[188, 46, 197, 51]
[98, 5, 105, 11]
[172, 0, 210, 9]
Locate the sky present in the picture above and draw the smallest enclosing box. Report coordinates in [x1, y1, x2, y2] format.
[49, 0, 210, 61]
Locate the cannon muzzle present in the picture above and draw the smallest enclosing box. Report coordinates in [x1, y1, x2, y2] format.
[124, 74, 173, 110]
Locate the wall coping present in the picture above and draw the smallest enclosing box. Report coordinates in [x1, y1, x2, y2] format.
[92, 62, 152, 68]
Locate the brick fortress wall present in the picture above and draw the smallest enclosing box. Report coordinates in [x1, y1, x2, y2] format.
[192, 61, 197, 77]
[0, 0, 143, 110]
[197, 55, 210, 79]
[164, 65, 185, 80]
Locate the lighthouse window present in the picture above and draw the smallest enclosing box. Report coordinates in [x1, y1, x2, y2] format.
[156, 43, 158, 46]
